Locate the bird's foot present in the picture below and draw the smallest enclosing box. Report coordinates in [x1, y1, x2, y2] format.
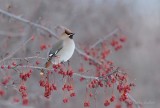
[67, 60, 70, 67]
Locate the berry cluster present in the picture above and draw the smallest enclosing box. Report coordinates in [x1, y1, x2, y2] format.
[110, 36, 126, 51]
[2, 76, 11, 85]
[39, 79, 57, 98]
[0, 31, 137, 108]
[0, 88, 5, 96]
[19, 70, 32, 81]
[19, 84, 29, 105]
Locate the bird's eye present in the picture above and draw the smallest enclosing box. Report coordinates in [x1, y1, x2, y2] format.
[69, 33, 75, 36]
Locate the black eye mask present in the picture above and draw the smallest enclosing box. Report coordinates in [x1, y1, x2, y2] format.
[69, 33, 75, 39]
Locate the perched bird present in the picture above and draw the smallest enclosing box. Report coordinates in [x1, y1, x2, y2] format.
[41, 26, 75, 74]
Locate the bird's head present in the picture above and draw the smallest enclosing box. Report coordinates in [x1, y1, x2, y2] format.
[64, 29, 75, 39]
[55, 26, 75, 40]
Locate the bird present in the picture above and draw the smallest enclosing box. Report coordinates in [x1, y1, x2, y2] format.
[40, 26, 75, 75]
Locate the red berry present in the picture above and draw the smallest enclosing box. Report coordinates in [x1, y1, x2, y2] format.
[80, 77, 85, 82]
[31, 35, 35, 41]
[110, 95, 115, 102]
[63, 98, 69, 103]
[22, 92, 28, 98]
[22, 98, 29, 105]
[84, 101, 90, 107]
[13, 97, 19, 103]
[0, 89, 5, 96]
[79, 66, 84, 72]
[8, 65, 11, 69]
[115, 103, 122, 108]
[89, 93, 93, 97]
[36, 60, 40, 65]
[111, 39, 118, 47]
[70, 92, 76, 97]
[119, 36, 127, 42]
[1, 65, 4, 69]
[12, 62, 16, 66]
[104, 100, 110, 106]
[40, 44, 47, 50]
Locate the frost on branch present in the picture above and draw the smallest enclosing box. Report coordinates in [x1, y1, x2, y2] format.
[0, 8, 140, 108]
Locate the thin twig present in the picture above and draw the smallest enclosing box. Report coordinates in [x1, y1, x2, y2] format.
[90, 28, 119, 48]
[116, 81, 141, 108]
[73, 73, 99, 80]
[75, 47, 102, 65]
[127, 93, 141, 108]
[3, 65, 99, 80]
[0, 8, 58, 39]
[0, 9, 139, 108]
[0, 100, 34, 108]
[0, 31, 25, 37]
[75, 47, 123, 74]
[76, 37, 140, 108]
[0, 36, 33, 63]
[11, 56, 46, 61]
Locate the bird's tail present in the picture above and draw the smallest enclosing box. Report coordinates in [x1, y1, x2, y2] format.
[40, 60, 52, 76]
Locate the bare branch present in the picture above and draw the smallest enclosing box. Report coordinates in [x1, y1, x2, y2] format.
[76, 47, 140, 108]
[3, 65, 99, 80]
[9, 64, 140, 108]
[0, 100, 34, 108]
[75, 47, 123, 74]
[114, 81, 141, 108]
[90, 28, 119, 49]
[0, 8, 139, 108]
[0, 8, 58, 39]
[0, 36, 33, 63]
[73, 73, 99, 80]
[0, 31, 25, 37]
[127, 93, 141, 108]
[11, 56, 46, 61]
[75, 47, 102, 65]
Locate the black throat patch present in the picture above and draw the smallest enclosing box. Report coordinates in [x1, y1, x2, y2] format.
[69, 35, 73, 39]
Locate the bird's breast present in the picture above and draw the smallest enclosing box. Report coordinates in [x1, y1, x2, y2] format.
[52, 39, 75, 64]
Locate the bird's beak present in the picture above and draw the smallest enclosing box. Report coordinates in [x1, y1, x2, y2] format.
[69, 33, 75, 39]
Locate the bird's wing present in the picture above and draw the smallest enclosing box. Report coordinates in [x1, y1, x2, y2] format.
[49, 40, 63, 58]
[40, 40, 63, 71]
